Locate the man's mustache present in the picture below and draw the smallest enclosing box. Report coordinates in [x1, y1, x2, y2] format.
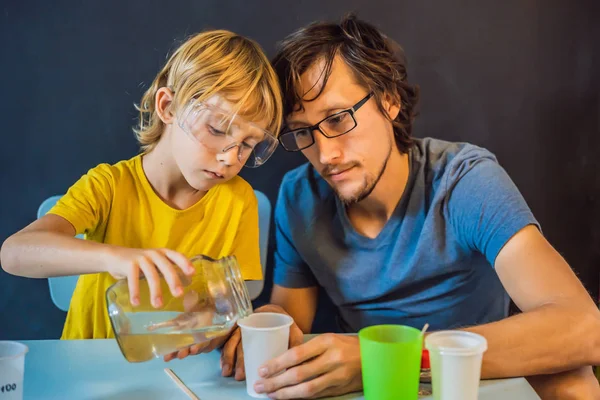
[321, 162, 360, 177]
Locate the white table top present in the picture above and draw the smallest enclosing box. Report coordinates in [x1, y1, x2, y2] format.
[19, 339, 540, 399]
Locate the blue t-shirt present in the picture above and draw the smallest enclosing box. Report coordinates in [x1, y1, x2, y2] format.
[273, 137, 539, 332]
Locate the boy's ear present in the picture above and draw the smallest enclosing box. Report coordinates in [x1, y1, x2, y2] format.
[156, 87, 175, 124]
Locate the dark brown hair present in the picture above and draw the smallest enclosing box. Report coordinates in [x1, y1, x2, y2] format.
[272, 14, 420, 153]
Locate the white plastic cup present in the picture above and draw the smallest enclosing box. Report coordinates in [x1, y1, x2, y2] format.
[0, 342, 28, 400]
[237, 312, 293, 398]
[425, 331, 487, 400]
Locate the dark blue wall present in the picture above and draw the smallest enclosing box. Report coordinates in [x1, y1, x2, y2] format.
[1, 0, 598, 339]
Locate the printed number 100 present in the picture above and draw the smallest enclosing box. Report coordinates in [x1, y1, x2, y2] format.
[1, 384, 17, 392]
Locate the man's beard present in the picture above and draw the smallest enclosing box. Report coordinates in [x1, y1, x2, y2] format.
[328, 147, 392, 206]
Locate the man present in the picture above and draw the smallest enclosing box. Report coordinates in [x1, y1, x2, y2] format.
[201, 15, 600, 399]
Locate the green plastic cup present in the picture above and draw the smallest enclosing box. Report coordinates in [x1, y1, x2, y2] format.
[359, 325, 423, 400]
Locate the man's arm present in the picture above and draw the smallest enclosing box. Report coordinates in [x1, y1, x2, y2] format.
[526, 366, 600, 400]
[462, 225, 600, 378]
[443, 154, 600, 379]
[271, 284, 319, 334]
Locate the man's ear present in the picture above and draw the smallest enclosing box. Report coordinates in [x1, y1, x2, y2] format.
[381, 92, 401, 121]
[155, 87, 175, 124]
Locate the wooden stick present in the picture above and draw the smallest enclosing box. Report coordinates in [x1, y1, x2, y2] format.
[164, 368, 200, 400]
[421, 323, 430, 336]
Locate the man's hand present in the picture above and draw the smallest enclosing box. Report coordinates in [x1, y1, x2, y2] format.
[253, 333, 362, 399]
[221, 304, 304, 380]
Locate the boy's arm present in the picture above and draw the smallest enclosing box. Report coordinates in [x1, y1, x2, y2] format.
[0, 214, 115, 277]
[1, 163, 117, 278]
[1, 214, 193, 307]
[229, 184, 262, 281]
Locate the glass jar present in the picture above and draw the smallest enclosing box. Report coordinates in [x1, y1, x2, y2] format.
[105, 254, 252, 362]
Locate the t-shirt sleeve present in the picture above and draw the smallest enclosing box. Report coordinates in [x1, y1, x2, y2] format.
[444, 151, 540, 267]
[231, 188, 263, 281]
[272, 178, 318, 288]
[48, 164, 114, 236]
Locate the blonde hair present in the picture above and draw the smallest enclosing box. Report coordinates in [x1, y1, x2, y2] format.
[134, 30, 283, 152]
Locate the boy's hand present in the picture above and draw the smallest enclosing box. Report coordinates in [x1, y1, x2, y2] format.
[163, 329, 233, 362]
[163, 290, 235, 361]
[105, 247, 195, 307]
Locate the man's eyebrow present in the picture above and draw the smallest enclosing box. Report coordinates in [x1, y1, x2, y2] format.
[286, 103, 353, 128]
[321, 103, 354, 115]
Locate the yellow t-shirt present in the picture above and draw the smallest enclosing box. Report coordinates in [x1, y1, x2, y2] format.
[49, 154, 262, 339]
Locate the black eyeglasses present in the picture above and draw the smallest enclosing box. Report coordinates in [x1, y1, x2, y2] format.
[278, 92, 373, 152]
